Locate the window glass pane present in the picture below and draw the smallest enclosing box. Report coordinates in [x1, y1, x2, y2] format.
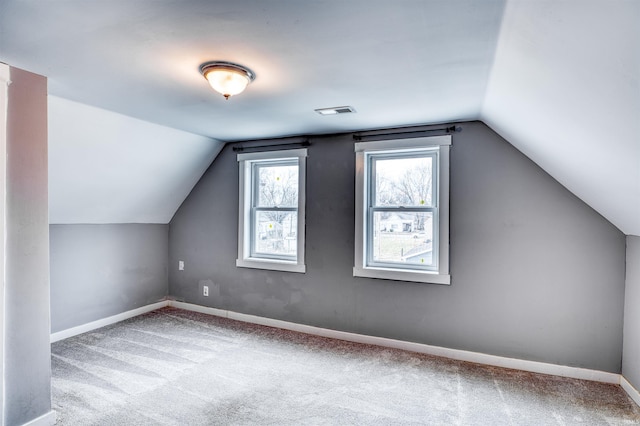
[371, 211, 434, 266]
[256, 163, 298, 207]
[374, 156, 433, 207]
[254, 210, 298, 257]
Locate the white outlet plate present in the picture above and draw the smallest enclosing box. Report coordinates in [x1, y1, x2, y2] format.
[178, 260, 184, 271]
[203, 285, 209, 296]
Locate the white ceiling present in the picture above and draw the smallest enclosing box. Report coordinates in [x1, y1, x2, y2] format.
[1, 0, 638, 234]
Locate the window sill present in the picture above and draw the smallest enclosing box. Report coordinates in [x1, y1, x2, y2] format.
[236, 258, 306, 274]
[353, 266, 450, 285]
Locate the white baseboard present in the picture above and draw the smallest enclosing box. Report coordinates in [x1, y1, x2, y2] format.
[22, 410, 56, 426]
[50, 301, 169, 343]
[169, 300, 228, 318]
[169, 301, 620, 385]
[621, 376, 640, 407]
[50, 300, 636, 406]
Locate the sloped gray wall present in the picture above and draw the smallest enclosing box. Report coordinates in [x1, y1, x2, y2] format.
[623, 235, 640, 389]
[169, 121, 626, 373]
[4, 66, 51, 426]
[50, 224, 169, 333]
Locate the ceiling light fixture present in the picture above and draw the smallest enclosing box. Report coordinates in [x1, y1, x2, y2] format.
[199, 61, 256, 100]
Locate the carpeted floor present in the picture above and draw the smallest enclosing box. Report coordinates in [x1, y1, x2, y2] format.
[51, 307, 640, 425]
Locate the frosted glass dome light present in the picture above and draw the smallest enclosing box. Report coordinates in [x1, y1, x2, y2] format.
[199, 61, 256, 100]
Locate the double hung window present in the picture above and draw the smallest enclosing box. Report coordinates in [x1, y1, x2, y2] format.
[354, 136, 450, 284]
[237, 149, 307, 273]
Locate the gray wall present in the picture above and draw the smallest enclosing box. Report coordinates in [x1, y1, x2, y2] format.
[50, 224, 169, 333]
[4, 67, 51, 425]
[623, 235, 640, 389]
[169, 121, 626, 373]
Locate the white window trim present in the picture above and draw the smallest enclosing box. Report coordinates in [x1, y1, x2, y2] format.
[354, 136, 451, 285]
[237, 148, 307, 273]
[0, 62, 9, 421]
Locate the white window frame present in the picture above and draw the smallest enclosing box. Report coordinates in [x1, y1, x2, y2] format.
[0, 62, 8, 420]
[354, 136, 451, 284]
[237, 148, 307, 273]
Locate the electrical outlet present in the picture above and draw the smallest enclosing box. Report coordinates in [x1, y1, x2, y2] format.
[203, 285, 209, 297]
[178, 260, 184, 271]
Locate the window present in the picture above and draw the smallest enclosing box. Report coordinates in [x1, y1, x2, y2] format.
[237, 149, 307, 273]
[354, 136, 450, 284]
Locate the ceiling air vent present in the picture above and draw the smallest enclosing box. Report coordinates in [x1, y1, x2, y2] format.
[314, 106, 356, 115]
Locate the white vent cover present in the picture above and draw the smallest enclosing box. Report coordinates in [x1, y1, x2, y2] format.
[314, 106, 356, 115]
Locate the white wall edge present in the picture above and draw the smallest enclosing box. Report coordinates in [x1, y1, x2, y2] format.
[621, 376, 640, 407]
[1, 62, 10, 426]
[21, 410, 56, 426]
[50, 301, 169, 343]
[169, 301, 620, 385]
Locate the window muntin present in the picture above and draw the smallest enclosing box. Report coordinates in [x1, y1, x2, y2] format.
[354, 136, 450, 285]
[237, 149, 306, 273]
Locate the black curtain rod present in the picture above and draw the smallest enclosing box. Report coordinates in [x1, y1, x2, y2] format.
[233, 140, 310, 152]
[353, 125, 461, 141]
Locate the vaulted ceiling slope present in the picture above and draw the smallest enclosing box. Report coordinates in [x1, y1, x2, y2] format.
[48, 97, 223, 224]
[0, 1, 638, 233]
[482, 0, 640, 236]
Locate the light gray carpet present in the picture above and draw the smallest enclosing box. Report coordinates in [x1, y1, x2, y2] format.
[52, 307, 640, 425]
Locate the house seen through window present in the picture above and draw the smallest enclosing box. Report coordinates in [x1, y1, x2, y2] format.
[354, 136, 451, 284]
[371, 154, 436, 268]
[252, 160, 299, 259]
[237, 148, 307, 273]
